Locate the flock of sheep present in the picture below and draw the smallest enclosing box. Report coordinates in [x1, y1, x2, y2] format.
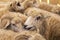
[0, 0, 60, 40]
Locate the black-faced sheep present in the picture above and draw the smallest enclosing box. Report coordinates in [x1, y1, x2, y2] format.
[24, 7, 60, 40]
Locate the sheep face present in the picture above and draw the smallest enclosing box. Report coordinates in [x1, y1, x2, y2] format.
[24, 7, 50, 34]
[6, 17, 23, 32]
[0, 13, 27, 32]
[0, 17, 23, 32]
[23, 14, 47, 34]
[9, 1, 24, 13]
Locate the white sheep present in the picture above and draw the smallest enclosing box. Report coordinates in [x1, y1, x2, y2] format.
[24, 7, 60, 40]
[14, 31, 46, 40]
[34, 2, 60, 15]
[0, 29, 17, 40]
[0, 29, 46, 40]
[0, 12, 27, 32]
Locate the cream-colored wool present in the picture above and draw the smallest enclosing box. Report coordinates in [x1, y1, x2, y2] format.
[20, 0, 60, 15]
[0, 29, 46, 40]
[0, 2, 11, 18]
[34, 2, 60, 15]
[14, 31, 46, 40]
[22, 0, 60, 15]
[24, 7, 60, 40]
[0, 29, 17, 40]
[0, 2, 10, 8]
[21, 0, 35, 9]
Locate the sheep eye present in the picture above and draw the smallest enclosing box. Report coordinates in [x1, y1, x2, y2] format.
[12, 24, 16, 26]
[17, 2, 21, 6]
[36, 16, 41, 20]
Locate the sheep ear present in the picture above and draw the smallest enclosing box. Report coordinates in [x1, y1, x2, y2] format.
[4, 19, 10, 29]
[0, 19, 10, 29]
[0, 14, 13, 29]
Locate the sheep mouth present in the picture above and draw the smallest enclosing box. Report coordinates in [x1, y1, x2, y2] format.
[23, 25, 36, 31]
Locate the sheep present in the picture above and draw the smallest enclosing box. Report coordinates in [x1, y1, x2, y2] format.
[24, 7, 60, 16]
[14, 31, 46, 40]
[8, 1, 24, 13]
[33, 2, 60, 15]
[1, 0, 60, 15]
[0, 12, 27, 32]
[14, 0, 60, 15]
[0, 29, 46, 40]
[9, 0, 33, 13]
[8, 0, 32, 13]
[24, 7, 40, 16]
[33, 2, 54, 11]
[0, 29, 17, 40]
[9, 0, 39, 13]
[0, 2, 19, 18]
[22, 0, 60, 15]
[23, 7, 60, 40]
[0, 1, 23, 13]
[8, 0, 42, 13]
[0, 3, 22, 18]
[19, 0, 41, 13]
[20, 0, 36, 9]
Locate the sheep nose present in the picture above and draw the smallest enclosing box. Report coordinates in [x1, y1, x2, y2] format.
[23, 25, 33, 30]
[24, 25, 28, 29]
